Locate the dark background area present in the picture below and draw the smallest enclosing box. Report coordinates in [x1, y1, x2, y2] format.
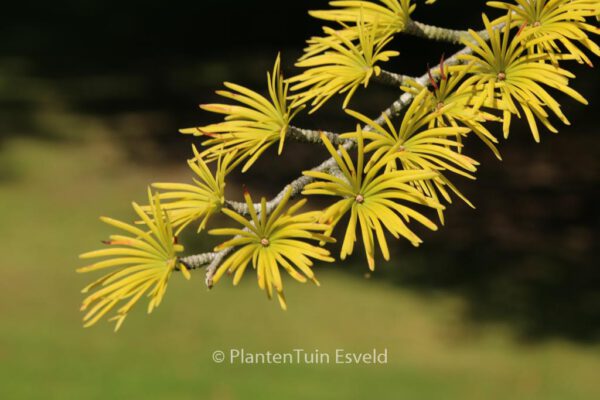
[1, 0, 598, 342]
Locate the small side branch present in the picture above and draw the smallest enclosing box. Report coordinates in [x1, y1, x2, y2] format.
[203, 247, 234, 288]
[404, 19, 470, 44]
[374, 70, 414, 87]
[287, 125, 344, 146]
[180, 252, 217, 271]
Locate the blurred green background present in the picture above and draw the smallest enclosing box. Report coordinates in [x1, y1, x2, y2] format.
[1, 1, 599, 399]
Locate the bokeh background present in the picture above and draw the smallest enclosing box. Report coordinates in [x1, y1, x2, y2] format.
[1, 0, 599, 399]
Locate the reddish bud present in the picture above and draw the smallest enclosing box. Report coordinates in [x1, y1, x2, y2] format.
[427, 64, 439, 92]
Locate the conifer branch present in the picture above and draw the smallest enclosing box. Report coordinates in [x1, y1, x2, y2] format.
[183, 27, 497, 286]
[178, 252, 217, 271]
[77, 0, 598, 329]
[404, 19, 471, 44]
[374, 70, 415, 87]
[287, 126, 344, 146]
